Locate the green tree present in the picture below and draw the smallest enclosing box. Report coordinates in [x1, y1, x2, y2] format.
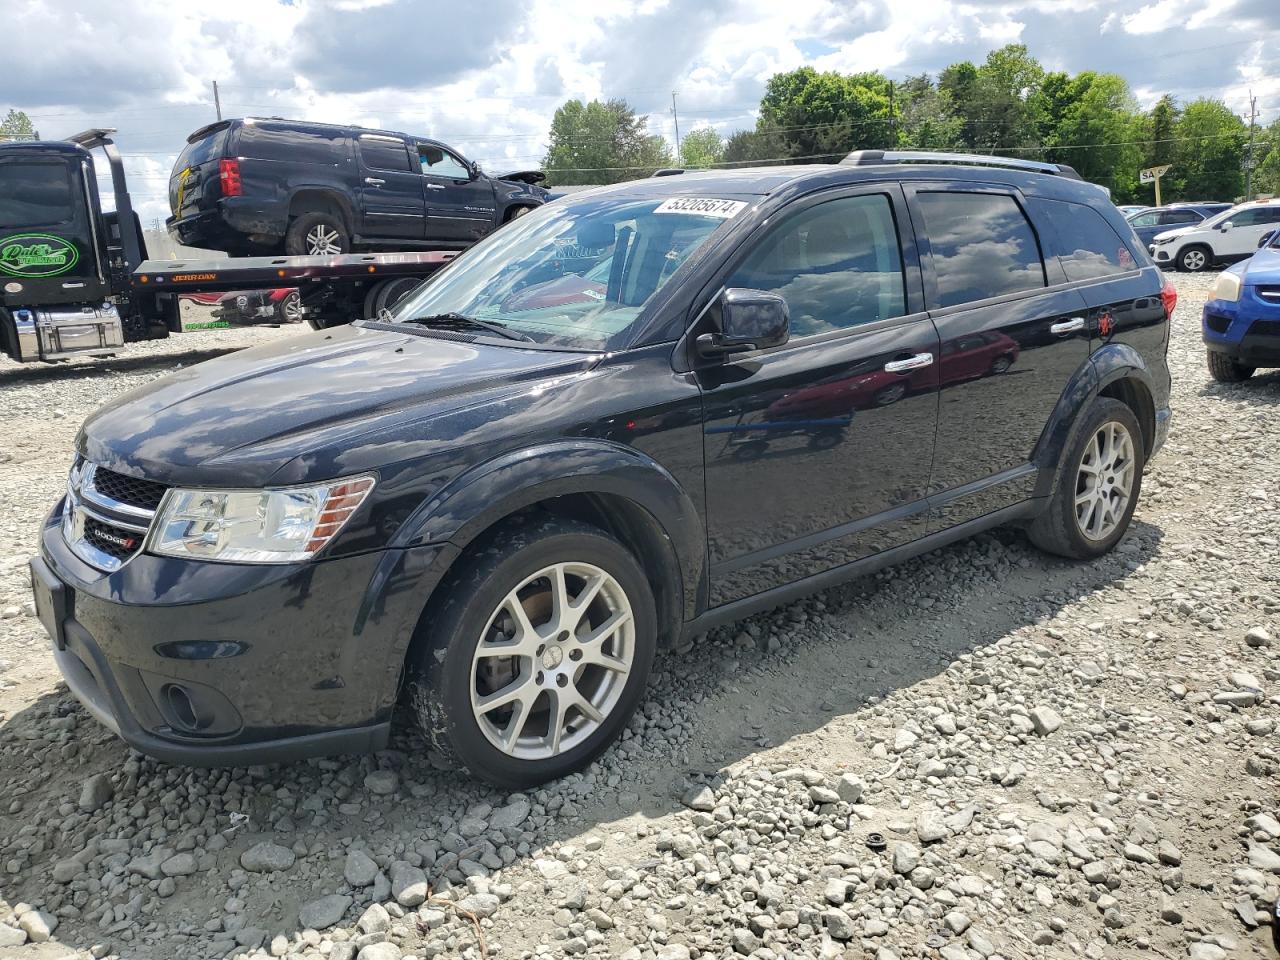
[1174, 99, 1246, 201]
[0, 108, 38, 141]
[1038, 72, 1144, 201]
[895, 75, 964, 149]
[758, 66, 893, 161]
[1251, 118, 1280, 197]
[721, 127, 787, 167]
[679, 127, 724, 168]
[542, 99, 671, 185]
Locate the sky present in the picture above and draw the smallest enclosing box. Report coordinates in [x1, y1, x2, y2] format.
[6, 0, 1277, 227]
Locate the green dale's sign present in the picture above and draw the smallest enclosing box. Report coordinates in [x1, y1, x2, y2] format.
[0, 234, 79, 278]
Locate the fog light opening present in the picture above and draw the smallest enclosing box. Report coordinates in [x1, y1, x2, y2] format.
[162, 683, 211, 732]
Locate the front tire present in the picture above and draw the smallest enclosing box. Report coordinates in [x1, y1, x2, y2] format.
[1177, 245, 1211, 272]
[274, 291, 302, 323]
[407, 517, 657, 788]
[1206, 350, 1255, 383]
[1027, 398, 1145, 560]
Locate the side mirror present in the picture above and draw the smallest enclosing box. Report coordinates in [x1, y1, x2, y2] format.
[696, 288, 789, 359]
[1219, 221, 1233, 231]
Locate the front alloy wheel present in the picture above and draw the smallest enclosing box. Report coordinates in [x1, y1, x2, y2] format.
[408, 518, 656, 788]
[1178, 247, 1209, 272]
[470, 561, 635, 759]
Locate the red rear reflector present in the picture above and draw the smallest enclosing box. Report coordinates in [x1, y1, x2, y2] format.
[219, 158, 242, 197]
[1160, 277, 1177, 320]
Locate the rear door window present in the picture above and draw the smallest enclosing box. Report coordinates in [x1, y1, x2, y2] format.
[1161, 210, 1201, 225]
[1031, 198, 1136, 282]
[359, 137, 413, 173]
[916, 191, 1046, 308]
[0, 160, 75, 227]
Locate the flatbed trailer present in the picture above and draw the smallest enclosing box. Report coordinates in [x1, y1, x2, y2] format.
[0, 129, 454, 365]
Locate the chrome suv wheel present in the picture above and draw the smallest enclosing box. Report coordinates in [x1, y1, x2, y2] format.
[408, 518, 656, 788]
[1028, 397, 1146, 560]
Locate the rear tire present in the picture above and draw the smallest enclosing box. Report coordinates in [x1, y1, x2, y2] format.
[1206, 350, 1255, 383]
[406, 516, 657, 788]
[285, 212, 349, 256]
[1027, 398, 1144, 560]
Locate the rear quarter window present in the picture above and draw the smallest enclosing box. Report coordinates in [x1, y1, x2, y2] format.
[175, 125, 232, 171]
[916, 191, 1046, 308]
[239, 124, 345, 164]
[1031, 198, 1136, 282]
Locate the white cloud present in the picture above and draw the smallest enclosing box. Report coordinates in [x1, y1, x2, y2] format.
[4, 0, 1273, 226]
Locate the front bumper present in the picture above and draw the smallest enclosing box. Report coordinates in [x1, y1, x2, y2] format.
[1203, 292, 1280, 367]
[35, 500, 451, 766]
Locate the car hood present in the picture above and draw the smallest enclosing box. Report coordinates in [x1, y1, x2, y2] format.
[1152, 226, 1197, 242]
[1243, 245, 1280, 284]
[78, 324, 595, 487]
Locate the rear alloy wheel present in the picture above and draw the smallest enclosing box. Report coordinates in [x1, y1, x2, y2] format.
[285, 212, 350, 256]
[1027, 397, 1145, 559]
[1177, 246, 1210, 272]
[408, 517, 656, 788]
[1206, 349, 1255, 383]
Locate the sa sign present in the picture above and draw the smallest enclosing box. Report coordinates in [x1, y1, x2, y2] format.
[1140, 164, 1171, 185]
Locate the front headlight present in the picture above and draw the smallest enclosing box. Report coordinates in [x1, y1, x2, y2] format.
[147, 475, 375, 563]
[1209, 272, 1243, 303]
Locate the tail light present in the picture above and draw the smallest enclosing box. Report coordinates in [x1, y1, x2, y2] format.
[219, 158, 242, 197]
[1160, 275, 1177, 320]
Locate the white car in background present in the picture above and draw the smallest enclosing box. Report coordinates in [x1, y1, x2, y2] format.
[1149, 200, 1280, 271]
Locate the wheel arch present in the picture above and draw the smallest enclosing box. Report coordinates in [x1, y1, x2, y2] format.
[288, 187, 354, 230]
[390, 440, 705, 646]
[1032, 345, 1157, 500]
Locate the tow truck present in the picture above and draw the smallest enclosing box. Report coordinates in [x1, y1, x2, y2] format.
[0, 129, 454, 364]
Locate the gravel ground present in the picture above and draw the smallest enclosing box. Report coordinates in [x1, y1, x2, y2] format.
[0, 274, 1277, 960]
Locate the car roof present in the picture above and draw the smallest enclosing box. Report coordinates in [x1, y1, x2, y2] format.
[561, 162, 1111, 204]
[0, 140, 91, 159]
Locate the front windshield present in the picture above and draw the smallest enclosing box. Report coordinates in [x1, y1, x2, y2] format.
[1202, 207, 1242, 229]
[385, 193, 748, 349]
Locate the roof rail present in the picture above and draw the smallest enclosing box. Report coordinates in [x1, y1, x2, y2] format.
[651, 168, 685, 177]
[841, 149, 1083, 181]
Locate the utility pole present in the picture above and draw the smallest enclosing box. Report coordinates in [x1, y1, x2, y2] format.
[671, 91, 681, 161]
[1244, 91, 1258, 201]
[887, 80, 896, 148]
[212, 80, 222, 121]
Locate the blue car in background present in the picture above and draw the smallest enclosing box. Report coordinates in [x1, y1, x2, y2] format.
[1203, 230, 1280, 382]
[1128, 202, 1232, 250]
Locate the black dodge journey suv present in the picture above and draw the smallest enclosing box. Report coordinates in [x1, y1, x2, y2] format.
[33, 151, 1175, 787]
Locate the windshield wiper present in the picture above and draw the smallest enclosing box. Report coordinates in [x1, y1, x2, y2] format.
[400, 312, 533, 342]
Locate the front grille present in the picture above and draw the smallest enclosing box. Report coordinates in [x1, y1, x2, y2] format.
[83, 515, 145, 561]
[1257, 286, 1280, 303]
[90, 467, 169, 511]
[1247, 320, 1280, 338]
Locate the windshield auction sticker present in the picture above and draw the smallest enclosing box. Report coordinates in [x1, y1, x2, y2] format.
[654, 198, 748, 218]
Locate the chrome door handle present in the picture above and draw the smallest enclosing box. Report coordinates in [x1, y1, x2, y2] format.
[364, 177, 385, 186]
[883, 353, 934, 373]
[1051, 317, 1086, 335]
[425, 183, 446, 191]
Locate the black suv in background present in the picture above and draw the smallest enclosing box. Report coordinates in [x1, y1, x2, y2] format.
[167, 118, 550, 256]
[36, 152, 1174, 788]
